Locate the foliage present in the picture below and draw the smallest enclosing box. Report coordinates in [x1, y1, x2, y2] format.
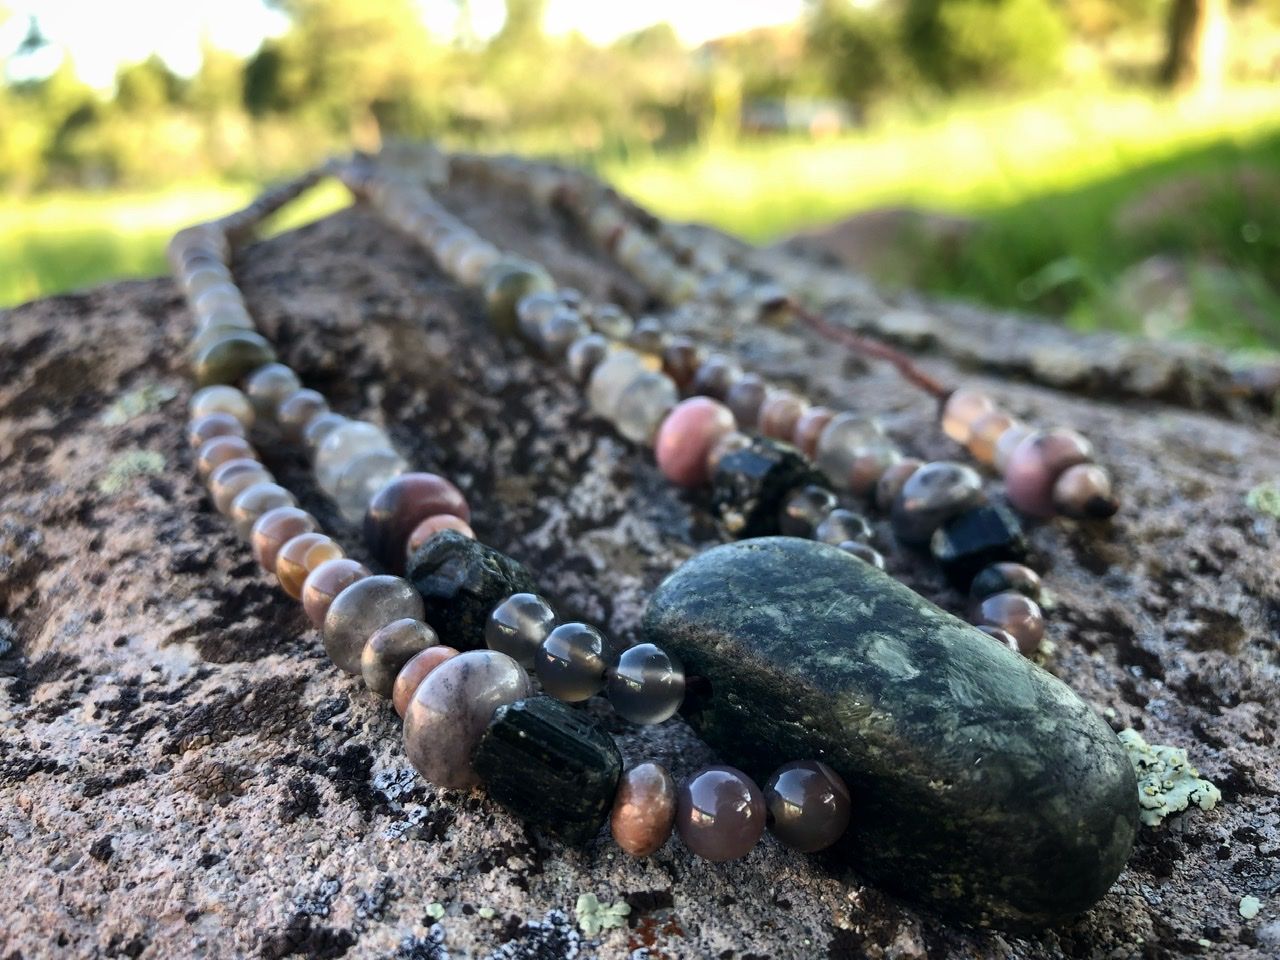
[902, 0, 1069, 90]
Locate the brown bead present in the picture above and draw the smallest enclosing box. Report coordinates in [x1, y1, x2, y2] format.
[301, 557, 370, 627]
[967, 412, 1017, 466]
[1004, 429, 1094, 518]
[758, 389, 807, 442]
[196, 435, 257, 478]
[276, 388, 329, 441]
[611, 762, 677, 857]
[690, 355, 741, 401]
[392, 645, 460, 717]
[363, 472, 471, 572]
[940, 388, 995, 444]
[406, 514, 476, 560]
[725, 374, 767, 429]
[792, 406, 835, 459]
[361, 617, 438, 697]
[1053, 463, 1118, 519]
[977, 624, 1023, 655]
[275, 533, 344, 600]
[764, 760, 851, 853]
[874, 457, 923, 513]
[676, 765, 766, 862]
[187, 412, 244, 449]
[229, 482, 296, 540]
[972, 591, 1045, 656]
[208, 458, 271, 515]
[662, 336, 705, 392]
[251, 506, 319, 574]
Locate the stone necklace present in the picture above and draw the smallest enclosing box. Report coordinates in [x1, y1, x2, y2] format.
[172, 160, 1138, 928]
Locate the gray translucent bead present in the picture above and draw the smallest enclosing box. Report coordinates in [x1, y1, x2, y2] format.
[536, 309, 590, 360]
[535, 622, 622, 703]
[816, 508, 873, 545]
[486, 593, 558, 666]
[891, 461, 985, 546]
[815, 413, 888, 490]
[195, 302, 254, 334]
[303, 412, 348, 453]
[590, 303, 634, 340]
[315, 420, 393, 494]
[191, 282, 243, 317]
[566, 334, 610, 384]
[764, 760, 852, 853]
[189, 385, 254, 428]
[628, 317, 669, 356]
[333, 448, 408, 522]
[361, 617, 438, 697]
[516, 291, 561, 342]
[587, 349, 647, 422]
[229, 482, 297, 539]
[613, 371, 678, 444]
[839, 541, 886, 570]
[323, 575, 425, 676]
[276, 388, 328, 441]
[779, 485, 838, 538]
[243, 362, 301, 419]
[606, 643, 685, 725]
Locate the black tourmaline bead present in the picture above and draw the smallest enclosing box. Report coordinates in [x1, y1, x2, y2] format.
[407, 530, 538, 651]
[930, 503, 1026, 590]
[472, 696, 623, 845]
[711, 436, 829, 538]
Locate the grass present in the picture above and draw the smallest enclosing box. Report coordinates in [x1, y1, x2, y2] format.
[3, 86, 1279, 350]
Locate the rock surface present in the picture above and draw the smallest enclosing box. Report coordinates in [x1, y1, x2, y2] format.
[1, 172, 1279, 958]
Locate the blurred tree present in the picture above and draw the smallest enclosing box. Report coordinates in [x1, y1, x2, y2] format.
[902, 0, 1068, 90]
[807, 0, 915, 107]
[1162, 0, 1229, 90]
[190, 42, 244, 115]
[115, 56, 183, 112]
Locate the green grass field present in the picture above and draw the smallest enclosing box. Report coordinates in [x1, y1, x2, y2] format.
[4, 88, 1278, 350]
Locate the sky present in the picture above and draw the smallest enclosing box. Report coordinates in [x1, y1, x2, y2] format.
[1, 0, 807, 89]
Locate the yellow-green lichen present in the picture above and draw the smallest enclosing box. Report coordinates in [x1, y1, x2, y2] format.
[574, 892, 630, 937]
[1239, 895, 1261, 920]
[1246, 481, 1280, 520]
[99, 450, 165, 495]
[1120, 728, 1222, 827]
[425, 902, 446, 921]
[102, 384, 178, 425]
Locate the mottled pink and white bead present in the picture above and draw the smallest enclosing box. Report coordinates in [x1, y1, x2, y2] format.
[655, 397, 736, 489]
[1003, 428, 1094, 518]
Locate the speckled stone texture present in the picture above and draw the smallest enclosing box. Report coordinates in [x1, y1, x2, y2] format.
[2, 174, 1279, 958]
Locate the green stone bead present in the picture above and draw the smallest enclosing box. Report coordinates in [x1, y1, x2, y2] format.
[482, 260, 554, 337]
[193, 332, 277, 386]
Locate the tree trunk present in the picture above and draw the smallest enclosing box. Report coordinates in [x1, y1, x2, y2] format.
[1161, 0, 1229, 93]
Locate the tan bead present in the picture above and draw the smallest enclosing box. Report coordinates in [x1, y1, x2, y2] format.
[391, 645, 460, 717]
[276, 533, 344, 600]
[209, 458, 272, 514]
[967, 412, 1017, 466]
[196, 435, 257, 478]
[301, 557, 371, 628]
[1053, 463, 1118, 519]
[190, 384, 254, 429]
[229, 482, 296, 540]
[187, 412, 244, 449]
[406, 514, 476, 561]
[792, 406, 835, 458]
[758, 389, 806, 442]
[276, 388, 329, 441]
[941, 388, 995, 444]
[251, 506, 319, 574]
[611, 762, 677, 857]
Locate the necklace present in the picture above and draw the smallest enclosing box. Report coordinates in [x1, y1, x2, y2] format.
[170, 157, 1137, 928]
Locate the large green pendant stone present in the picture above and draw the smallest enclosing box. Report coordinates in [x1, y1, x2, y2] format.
[642, 537, 1137, 929]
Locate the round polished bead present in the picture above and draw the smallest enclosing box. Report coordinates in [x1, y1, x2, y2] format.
[725, 374, 767, 430]
[192, 282, 243, 318]
[334, 449, 408, 523]
[208, 458, 272, 514]
[187, 412, 244, 449]
[779, 485, 838, 538]
[276, 532, 343, 600]
[251, 506, 318, 574]
[587, 349, 647, 422]
[891, 461, 984, 545]
[978, 624, 1023, 654]
[315, 421, 393, 494]
[392, 645, 460, 717]
[993, 422, 1035, 474]
[403, 650, 532, 790]
[276, 389, 328, 442]
[759, 389, 807, 442]
[230, 481, 297, 540]
[566, 333, 610, 384]
[302, 557, 371, 629]
[406, 514, 476, 560]
[967, 411, 1017, 466]
[874, 457, 923, 514]
[589, 303, 634, 340]
[190, 385, 254, 428]
[969, 562, 1043, 602]
[690, 355, 741, 400]
[485, 593, 557, 666]
[815, 413, 888, 492]
[515, 290, 561, 342]
[614, 371, 678, 444]
[654, 398, 736, 489]
[303, 411, 349, 453]
[941, 388, 996, 444]
[676, 765, 766, 862]
[1053, 463, 1119, 519]
[792, 406, 835, 459]
[196, 434, 257, 478]
[364, 472, 471, 571]
[536, 309, 591, 359]
[243, 363, 301, 420]
[848, 444, 902, 498]
[454, 243, 501, 286]
[606, 643, 685, 724]
[816, 508, 873, 545]
[193, 331, 276, 387]
[628, 317, 670, 356]
[1004, 429, 1094, 518]
[193, 302, 253, 335]
[361, 617, 439, 697]
[535, 622, 622, 703]
[183, 263, 232, 298]
[662, 336, 704, 391]
[764, 760, 852, 853]
[483, 261, 554, 336]
[611, 762, 677, 857]
[839, 541, 886, 569]
[972, 591, 1045, 656]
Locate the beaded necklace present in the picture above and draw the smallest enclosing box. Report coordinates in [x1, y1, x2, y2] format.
[170, 157, 1135, 925]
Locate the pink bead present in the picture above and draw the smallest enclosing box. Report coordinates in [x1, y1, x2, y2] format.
[406, 514, 476, 560]
[655, 398, 736, 489]
[392, 645, 460, 717]
[940, 388, 995, 444]
[1003, 428, 1094, 518]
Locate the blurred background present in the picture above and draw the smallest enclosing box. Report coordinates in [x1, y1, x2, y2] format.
[1, 0, 1276, 351]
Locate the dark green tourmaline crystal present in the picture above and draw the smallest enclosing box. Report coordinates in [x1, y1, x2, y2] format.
[407, 530, 537, 651]
[710, 436, 829, 538]
[642, 537, 1137, 929]
[472, 696, 622, 845]
[929, 503, 1026, 590]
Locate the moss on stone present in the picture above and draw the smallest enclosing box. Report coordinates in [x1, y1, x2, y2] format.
[102, 383, 178, 425]
[1119, 728, 1222, 827]
[98, 450, 165, 494]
